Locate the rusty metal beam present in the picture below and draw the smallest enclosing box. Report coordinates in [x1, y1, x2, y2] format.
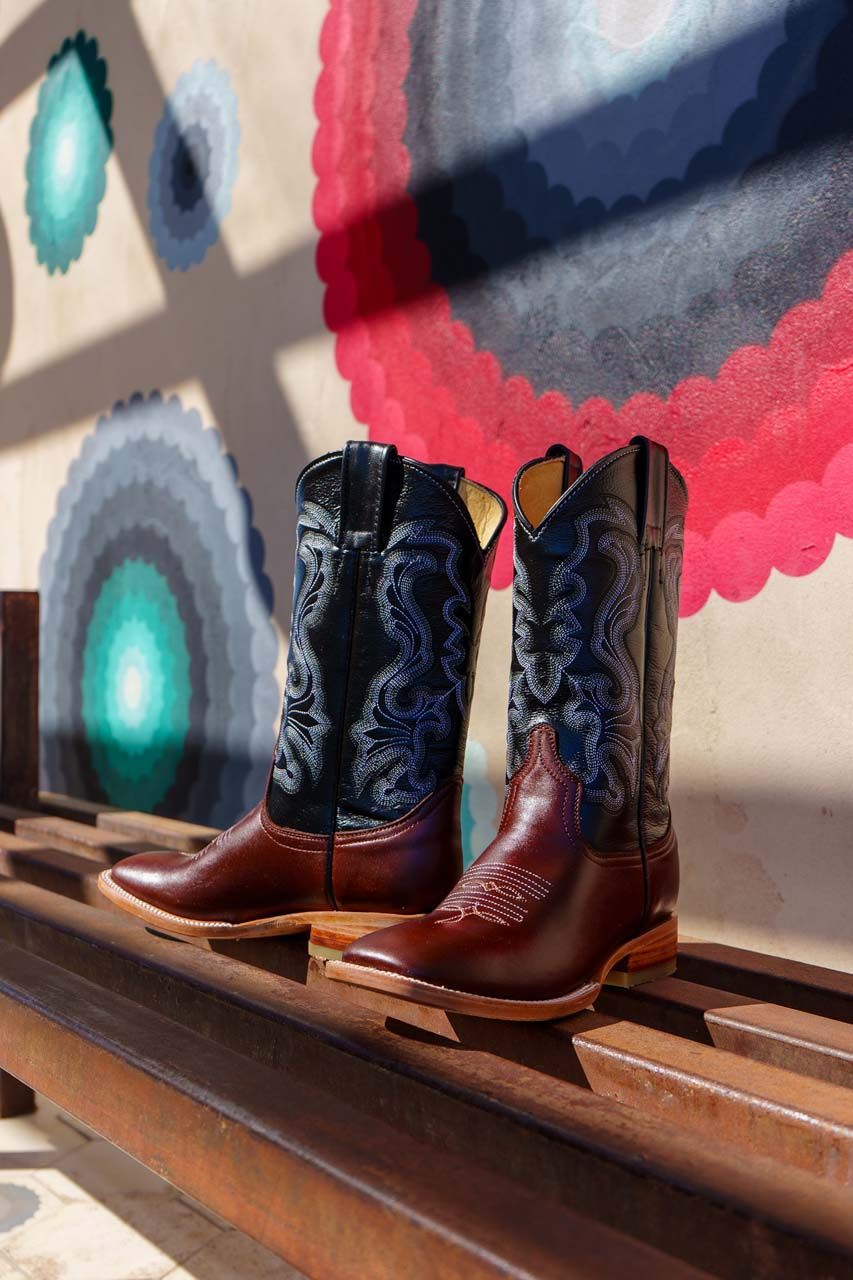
[0, 879, 851, 1278]
[0, 593, 39, 808]
[0, 939, 702, 1280]
[0, 1067, 35, 1118]
[0, 811, 155, 864]
[568, 1018, 853, 1185]
[0, 833, 103, 907]
[677, 939, 853, 1024]
[599, 977, 853, 1087]
[37, 792, 219, 854]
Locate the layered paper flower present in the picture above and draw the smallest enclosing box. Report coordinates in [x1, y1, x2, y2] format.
[148, 60, 240, 269]
[40, 392, 278, 825]
[25, 30, 113, 274]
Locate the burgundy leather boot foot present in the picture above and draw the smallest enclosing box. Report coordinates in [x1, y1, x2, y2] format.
[99, 442, 505, 954]
[328, 437, 687, 1018]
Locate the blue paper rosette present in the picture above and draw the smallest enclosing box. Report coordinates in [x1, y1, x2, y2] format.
[148, 60, 240, 269]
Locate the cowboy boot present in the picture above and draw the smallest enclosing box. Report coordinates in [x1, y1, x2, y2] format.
[327, 436, 687, 1018]
[99, 441, 506, 954]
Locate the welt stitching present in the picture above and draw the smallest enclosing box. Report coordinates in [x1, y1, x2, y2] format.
[335, 961, 598, 1005]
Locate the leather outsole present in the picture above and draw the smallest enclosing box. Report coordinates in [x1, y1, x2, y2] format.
[96, 869, 422, 945]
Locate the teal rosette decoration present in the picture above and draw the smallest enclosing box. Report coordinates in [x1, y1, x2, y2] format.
[25, 30, 113, 274]
[40, 392, 279, 826]
[81, 560, 193, 814]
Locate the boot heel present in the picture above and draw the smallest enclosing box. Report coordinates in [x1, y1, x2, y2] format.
[604, 916, 678, 988]
[308, 912, 423, 962]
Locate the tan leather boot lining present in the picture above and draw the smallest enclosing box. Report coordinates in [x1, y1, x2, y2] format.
[458, 478, 505, 547]
[517, 458, 567, 529]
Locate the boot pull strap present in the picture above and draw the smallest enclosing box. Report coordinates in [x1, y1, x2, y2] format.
[631, 435, 668, 550]
[340, 440, 397, 549]
[545, 443, 583, 493]
[422, 461, 464, 491]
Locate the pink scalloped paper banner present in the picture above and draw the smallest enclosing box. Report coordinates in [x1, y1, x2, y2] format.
[313, 0, 853, 613]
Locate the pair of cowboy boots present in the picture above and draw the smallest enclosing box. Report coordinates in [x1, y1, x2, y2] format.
[100, 434, 687, 1021]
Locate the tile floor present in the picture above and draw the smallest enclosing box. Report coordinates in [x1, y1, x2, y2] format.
[0, 1095, 306, 1279]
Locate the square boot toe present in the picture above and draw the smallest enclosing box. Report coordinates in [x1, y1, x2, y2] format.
[341, 916, 509, 998]
[108, 850, 196, 914]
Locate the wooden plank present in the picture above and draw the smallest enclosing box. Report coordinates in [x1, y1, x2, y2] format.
[600, 977, 853, 1087]
[0, 941, 703, 1280]
[677, 938, 853, 1024]
[0, 592, 39, 807]
[0, 881, 850, 1278]
[0, 1068, 35, 1118]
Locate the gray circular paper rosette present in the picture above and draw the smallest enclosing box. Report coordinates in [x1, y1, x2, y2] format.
[406, 0, 852, 404]
[39, 391, 278, 827]
[147, 60, 240, 269]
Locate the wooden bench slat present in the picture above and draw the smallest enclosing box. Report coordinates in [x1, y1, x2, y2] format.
[0, 879, 851, 1279]
[1, 940, 697, 1280]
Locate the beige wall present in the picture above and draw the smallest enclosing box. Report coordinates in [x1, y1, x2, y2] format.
[1, 1, 850, 971]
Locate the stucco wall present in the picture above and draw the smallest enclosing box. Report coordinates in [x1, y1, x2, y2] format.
[0, 1, 850, 970]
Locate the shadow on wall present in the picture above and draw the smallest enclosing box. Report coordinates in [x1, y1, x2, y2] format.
[0, 208, 11, 377]
[674, 783, 853, 962]
[40, 731, 273, 830]
[0, 0, 313, 623]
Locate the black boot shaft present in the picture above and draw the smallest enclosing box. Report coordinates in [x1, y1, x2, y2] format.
[508, 437, 687, 852]
[270, 441, 506, 834]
